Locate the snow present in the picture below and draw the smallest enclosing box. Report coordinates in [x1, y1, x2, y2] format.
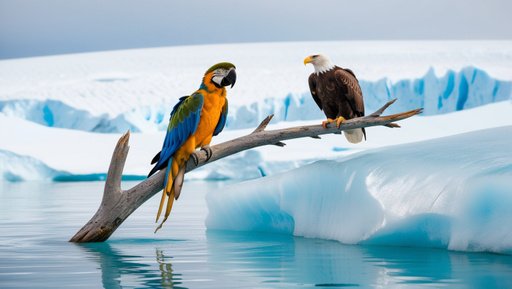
[1, 41, 512, 181]
[1, 41, 511, 133]
[206, 126, 512, 254]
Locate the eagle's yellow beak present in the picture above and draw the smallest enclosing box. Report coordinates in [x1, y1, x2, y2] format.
[303, 56, 314, 65]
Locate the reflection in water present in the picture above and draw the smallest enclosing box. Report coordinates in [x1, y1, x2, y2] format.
[78, 242, 186, 289]
[75, 233, 512, 288]
[206, 230, 512, 289]
[156, 249, 176, 288]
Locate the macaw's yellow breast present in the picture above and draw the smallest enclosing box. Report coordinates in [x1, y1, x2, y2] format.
[193, 88, 226, 146]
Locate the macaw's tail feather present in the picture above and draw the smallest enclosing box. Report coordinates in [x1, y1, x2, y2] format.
[155, 160, 175, 223]
[150, 151, 161, 165]
[154, 158, 187, 233]
[148, 151, 164, 177]
[173, 166, 186, 200]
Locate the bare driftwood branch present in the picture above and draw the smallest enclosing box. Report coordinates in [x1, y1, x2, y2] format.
[70, 99, 422, 242]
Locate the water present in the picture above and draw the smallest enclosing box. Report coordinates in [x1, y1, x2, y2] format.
[1, 181, 512, 289]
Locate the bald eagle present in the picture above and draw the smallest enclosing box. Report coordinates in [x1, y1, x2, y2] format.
[304, 54, 366, 143]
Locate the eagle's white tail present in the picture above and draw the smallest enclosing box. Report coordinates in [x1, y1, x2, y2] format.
[344, 128, 364, 144]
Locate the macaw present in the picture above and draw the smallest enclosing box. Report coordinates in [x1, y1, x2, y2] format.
[148, 62, 236, 232]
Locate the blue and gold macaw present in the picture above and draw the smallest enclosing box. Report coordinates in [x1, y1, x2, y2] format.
[148, 62, 236, 232]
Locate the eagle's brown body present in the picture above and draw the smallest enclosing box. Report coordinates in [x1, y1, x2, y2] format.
[307, 62, 367, 143]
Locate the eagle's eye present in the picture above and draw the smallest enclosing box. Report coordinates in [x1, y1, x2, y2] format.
[312, 55, 319, 58]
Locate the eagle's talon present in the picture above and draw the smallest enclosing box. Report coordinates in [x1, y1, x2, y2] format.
[336, 116, 346, 128]
[201, 145, 213, 162]
[322, 118, 335, 128]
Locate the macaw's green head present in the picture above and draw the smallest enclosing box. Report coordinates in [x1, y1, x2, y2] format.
[204, 62, 237, 89]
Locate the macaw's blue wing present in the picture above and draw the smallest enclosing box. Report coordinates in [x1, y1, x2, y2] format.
[148, 93, 204, 177]
[213, 99, 228, 136]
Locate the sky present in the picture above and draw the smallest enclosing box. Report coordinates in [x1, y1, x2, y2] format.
[1, 0, 511, 59]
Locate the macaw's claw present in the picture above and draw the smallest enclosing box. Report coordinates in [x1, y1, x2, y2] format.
[190, 152, 199, 166]
[201, 145, 213, 162]
[190, 146, 213, 166]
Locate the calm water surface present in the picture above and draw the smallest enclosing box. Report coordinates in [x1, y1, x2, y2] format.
[1, 181, 512, 289]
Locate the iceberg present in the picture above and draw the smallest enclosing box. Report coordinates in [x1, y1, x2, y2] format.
[206, 126, 512, 254]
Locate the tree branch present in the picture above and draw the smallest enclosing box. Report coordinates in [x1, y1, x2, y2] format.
[103, 131, 130, 199]
[70, 99, 422, 242]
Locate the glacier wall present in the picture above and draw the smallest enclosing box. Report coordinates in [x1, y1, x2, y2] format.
[0, 99, 145, 133]
[364, 66, 512, 115]
[206, 126, 512, 254]
[226, 66, 511, 129]
[1, 67, 510, 133]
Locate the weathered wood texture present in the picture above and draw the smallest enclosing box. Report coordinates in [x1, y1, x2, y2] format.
[70, 99, 422, 242]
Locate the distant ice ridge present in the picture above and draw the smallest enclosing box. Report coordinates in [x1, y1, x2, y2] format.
[0, 150, 64, 182]
[186, 150, 306, 181]
[1, 66, 510, 132]
[206, 126, 512, 254]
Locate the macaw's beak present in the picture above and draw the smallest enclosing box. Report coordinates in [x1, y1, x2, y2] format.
[221, 68, 237, 88]
[303, 56, 314, 65]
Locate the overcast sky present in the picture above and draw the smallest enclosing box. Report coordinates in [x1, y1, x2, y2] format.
[1, 0, 511, 59]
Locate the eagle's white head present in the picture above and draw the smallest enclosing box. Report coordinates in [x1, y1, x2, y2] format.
[303, 54, 335, 74]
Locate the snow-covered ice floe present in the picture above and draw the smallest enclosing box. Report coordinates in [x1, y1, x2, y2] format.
[1, 100, 512, 181]
[206, 126, 512, 254]
[1, 101, 511, 181]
